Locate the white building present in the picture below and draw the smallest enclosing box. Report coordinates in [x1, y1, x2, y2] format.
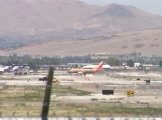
[134, 63, 141, 68]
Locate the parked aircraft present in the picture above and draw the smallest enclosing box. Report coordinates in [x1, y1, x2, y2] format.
[67, 62, 104, 75]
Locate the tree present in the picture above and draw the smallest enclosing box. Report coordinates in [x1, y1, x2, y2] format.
[106, 57, 121, 66]
[127, 59, 134, 67]
[159, 61, 162, 67]
[28, 61, 39, 71]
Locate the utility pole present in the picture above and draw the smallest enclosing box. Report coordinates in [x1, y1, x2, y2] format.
[41, 67, 54, 120]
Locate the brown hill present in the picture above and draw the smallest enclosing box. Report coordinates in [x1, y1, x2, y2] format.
[0, 0, 162, 56]
[0, 0, 97, 34]
[3, 29, 162, 56]
[0, 0, 161, 35]
[73, 4, 162, 34]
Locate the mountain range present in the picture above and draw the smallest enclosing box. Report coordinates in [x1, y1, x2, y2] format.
[0, 0, 162, 56]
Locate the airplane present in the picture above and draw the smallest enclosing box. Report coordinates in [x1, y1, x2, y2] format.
[67, 62, 104, 75]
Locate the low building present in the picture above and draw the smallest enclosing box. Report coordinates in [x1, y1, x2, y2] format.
[134, 63, 141, 68]
[142, 64, 159, 70]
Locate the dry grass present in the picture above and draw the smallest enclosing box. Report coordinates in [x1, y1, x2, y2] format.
[0, 85, 162, 117]
[4, 29, 162, 56]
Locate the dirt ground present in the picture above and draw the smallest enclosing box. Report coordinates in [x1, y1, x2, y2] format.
[0, 70, 162, 117]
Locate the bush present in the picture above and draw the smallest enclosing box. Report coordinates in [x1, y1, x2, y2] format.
[127, 59, 134, 67]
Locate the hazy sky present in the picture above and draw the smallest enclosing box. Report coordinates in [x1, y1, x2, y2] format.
[80, 0, 162, 15]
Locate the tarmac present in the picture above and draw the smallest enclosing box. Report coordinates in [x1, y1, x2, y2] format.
[53, 70, 162, 107]
[1, 70, 162, 107]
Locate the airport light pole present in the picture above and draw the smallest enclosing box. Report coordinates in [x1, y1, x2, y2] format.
[41, 67, 54, 120]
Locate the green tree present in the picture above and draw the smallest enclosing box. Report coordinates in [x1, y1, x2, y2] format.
[106, 57, 121, 66]
[28, 61, 40, 71]
[159, 61, 162, 67]
[127, 59, 134, 67]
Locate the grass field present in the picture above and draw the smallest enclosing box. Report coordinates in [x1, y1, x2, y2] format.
[0, 105, 162, 117]
[0, 85, 162, 117]
[0, 85, 91, 102]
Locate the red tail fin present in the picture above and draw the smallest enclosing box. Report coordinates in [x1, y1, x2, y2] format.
[95, 62, 104, 71]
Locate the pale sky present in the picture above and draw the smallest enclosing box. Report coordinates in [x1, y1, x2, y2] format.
[80, 0, 162, 15]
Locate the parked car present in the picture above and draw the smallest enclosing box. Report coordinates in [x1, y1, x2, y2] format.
[39, 77, 48, 81]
